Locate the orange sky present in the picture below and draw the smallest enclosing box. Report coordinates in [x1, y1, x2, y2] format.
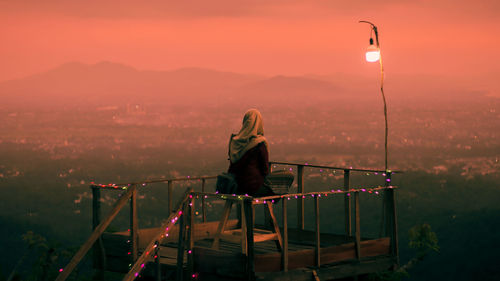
[1, 0, 499, 95]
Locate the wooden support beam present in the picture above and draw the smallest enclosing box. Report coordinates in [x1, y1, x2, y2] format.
[385, 172, 399, 266]
[241, 202, 247, 254]
[130, 185, 139, 262]
[91, 186, 105, 279]
[155, 241, 161, 281]
[176, 203, 186, 281]
[391, 189, 399, 266]
[281, 199, 288, 272]
[344, 169, 351, 237]
[201, 179, 206, 222]
[354, 192, 361, 260]
[314, 196, 320, 267]
[267, 202, 283, 251]
[212, 201, 233, 250]
[244, 200, 255, 281]
[168, 181, 173, 214]
[187, 196, 195, 277]
[297, 165, 305, 230]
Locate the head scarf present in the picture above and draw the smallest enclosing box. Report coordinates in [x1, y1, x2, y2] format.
[229, 109, 268, 163]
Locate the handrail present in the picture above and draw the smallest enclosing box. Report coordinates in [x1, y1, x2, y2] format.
[270, 161, 402, 174]
[92, 176, 217, 190]
[91, 160, 403, 191]
[55, 185, 137, 281]
[122, 189, 193, 281]
[269, 161, 401, 233]
[67, 162, 399, 280]
[191, 185, 395, 202]
[195, 185, 398, 274]
[91, 175, 217, 220]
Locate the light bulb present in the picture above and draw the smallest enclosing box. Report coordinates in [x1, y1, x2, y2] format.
[365, 44, 380, 62]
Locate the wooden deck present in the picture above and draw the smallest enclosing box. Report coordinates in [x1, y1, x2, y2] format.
[100, 220, 392, 280]
[55, 162, 399, 281]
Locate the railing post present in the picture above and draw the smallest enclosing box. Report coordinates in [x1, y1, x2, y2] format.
[281, 199, 288, 272]
[168, 181, 173, 214]
[314, 196, 320, 267]
[244, 200, 255, 281]
[155, 241, 161, 281]
[354, 192, 361, 260]
[384, 172, 399, 266]
[187, 195, 195, 278]
[92, 185, 105, 279]
[297, 165, 305, 230]
[201, 179, 206, 222]
[130, 184, 139, 262]
[176, 203, 186, 281]
[343, 169, 351, 237]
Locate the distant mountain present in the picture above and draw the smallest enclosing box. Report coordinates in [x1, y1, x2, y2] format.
[0, 61, 263, 108]
[0, 61, 493, 110]
[226, 75, 349, 109]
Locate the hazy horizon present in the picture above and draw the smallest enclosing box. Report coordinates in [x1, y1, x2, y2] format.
[1, 1, 499, 97]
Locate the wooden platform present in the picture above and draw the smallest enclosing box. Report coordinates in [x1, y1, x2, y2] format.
[100, 220, 392, 280]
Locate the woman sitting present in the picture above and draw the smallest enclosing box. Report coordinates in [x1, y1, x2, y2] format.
[228, 109, 275, 197]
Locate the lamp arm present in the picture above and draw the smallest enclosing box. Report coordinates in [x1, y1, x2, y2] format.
[359, 20, 380, 47]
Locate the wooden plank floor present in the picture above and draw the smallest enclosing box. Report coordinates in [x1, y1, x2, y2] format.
[101, 224, 392, 280]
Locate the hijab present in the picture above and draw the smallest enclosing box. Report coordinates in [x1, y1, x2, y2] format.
[229, 109, 268, 163]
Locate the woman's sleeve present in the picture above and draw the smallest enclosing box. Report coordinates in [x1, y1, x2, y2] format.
[259, 143, 269, 177]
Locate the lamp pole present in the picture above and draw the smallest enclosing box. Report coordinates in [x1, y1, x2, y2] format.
[359, 20, 388, 172]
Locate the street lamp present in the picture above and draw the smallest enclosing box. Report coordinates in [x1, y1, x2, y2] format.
[360, 20, 388, 172]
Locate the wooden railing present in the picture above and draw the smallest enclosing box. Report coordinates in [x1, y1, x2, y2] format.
[194, 184, 398, 278]
[56, 161, 400, 281]
[55, 175, 216, 281]
[269, 161, 399, 242]
[55, 185, 138, 281]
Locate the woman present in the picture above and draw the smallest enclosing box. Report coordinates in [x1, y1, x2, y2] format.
[228, 109, 275, 197]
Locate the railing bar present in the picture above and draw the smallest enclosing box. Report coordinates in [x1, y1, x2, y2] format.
[201, 179, 206, 222]
[91, 186, 105, 279]
[176, 203, 186, 281]
[270, 161, 402, 174]
[297, 165, 304, 230]
[155, 241, 161, 281]
[189, 186, 397, 201]
[168, 181, 173, 214]
[314, 196, 320, 267]
[113, 176, 218, 186]
[130, 185, 139, 262]
[344, 169, 352, 237]
[281, 199, 288, 272]
[187, 196, 195, 278]
[244, 200, 255, 281]
[354, 192, 361, 260]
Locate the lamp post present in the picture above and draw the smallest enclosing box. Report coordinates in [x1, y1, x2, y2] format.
[359, 20, 388, 172]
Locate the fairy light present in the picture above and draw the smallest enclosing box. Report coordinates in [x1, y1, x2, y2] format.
[85, 172, 397, 281]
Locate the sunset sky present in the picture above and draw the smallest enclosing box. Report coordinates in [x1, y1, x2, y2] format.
[1, 0, 499, 96]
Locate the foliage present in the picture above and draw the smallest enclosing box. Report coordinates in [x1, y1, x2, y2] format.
[369, 224, 439, 281]
[408, 224, 439, 260]
[7, 231, 84, 281]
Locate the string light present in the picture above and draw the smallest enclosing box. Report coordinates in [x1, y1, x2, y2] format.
[85, 168, 396, 281]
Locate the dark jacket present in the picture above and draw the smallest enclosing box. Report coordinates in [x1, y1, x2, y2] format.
[228, 142, 269, 195]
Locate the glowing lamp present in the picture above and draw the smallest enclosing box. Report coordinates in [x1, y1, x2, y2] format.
[365, 39, 380, 62]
